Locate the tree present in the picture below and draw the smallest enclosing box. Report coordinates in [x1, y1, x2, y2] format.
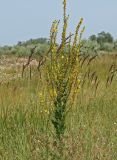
[89, 34, 97, 41]
[97, 31, 113, 44]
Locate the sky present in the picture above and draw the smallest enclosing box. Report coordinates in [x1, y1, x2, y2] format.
[0, 0, 117, 46]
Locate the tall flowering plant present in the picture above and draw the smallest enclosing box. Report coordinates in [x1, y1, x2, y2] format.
[44, 0, 85, 139]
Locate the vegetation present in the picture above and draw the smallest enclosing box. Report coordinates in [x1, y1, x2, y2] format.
[0, 38, 50, 57]
[0, 47, 117, 160]
[0, 33, 117, 57]
[89, 31, 116, 52]
[0, 0, 117, 159]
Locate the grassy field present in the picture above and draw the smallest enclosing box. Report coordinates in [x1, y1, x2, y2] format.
[0, 0, 117, 159]
[0, 53, 117, 160]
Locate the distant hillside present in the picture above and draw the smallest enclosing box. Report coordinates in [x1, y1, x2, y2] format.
[0, 38, 50, 56]
[17, 38, 50, 46]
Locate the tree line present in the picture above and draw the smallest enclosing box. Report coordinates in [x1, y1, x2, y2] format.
[0, 32, 117, 56]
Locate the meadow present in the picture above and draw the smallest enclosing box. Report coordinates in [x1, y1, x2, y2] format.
[0, 0, 117, 159]
[0, 52, 117, 160]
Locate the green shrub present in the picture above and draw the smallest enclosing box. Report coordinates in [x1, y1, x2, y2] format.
[101, 42, 114, 52]
[81, 40, 100, 55]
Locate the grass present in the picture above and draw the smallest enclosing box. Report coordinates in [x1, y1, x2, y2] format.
[0, 0, 117, 158]
[0, 53, 117, 160]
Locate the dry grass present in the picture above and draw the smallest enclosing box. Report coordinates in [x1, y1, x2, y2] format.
[0, 53, 117, 159]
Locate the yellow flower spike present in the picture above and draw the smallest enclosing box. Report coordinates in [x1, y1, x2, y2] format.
[44, 0, 84, 139]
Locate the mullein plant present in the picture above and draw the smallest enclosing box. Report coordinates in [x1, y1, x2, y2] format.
[44, 0, 85, 139]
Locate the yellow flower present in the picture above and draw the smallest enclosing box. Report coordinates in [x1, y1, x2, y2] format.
[76, 57, 78, 62]
[77, 79, 81, 84]
[50, 88, 57, 99]
[39, 92, 43, 97]
[61, 55, 64, 59]
[38, 92, 45, 103]
[44, 109, 49, 114]
[53, 89, 57, 97]
[74, 90, 77, 93]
